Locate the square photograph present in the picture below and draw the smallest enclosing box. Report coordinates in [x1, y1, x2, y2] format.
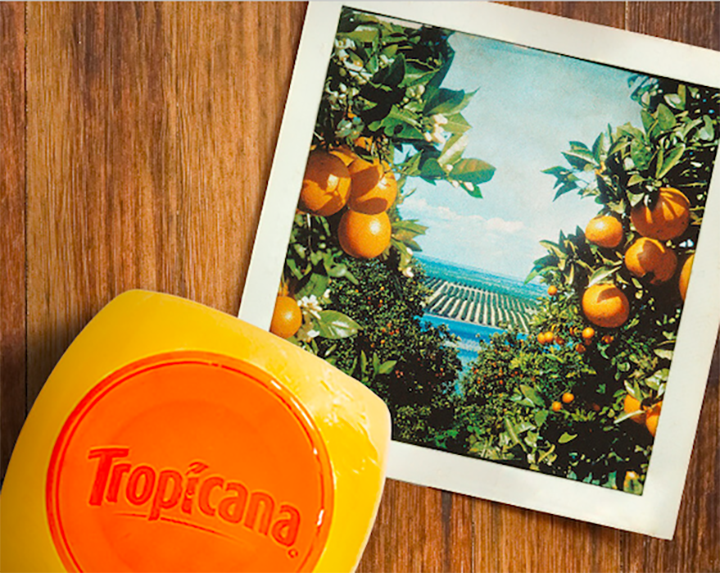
[241, 2, 720, 537]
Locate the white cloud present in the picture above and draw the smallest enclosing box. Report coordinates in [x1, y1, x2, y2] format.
[486, 217, 525, 233]
[401, 196, 523, 235]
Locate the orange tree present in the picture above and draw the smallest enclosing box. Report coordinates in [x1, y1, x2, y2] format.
[457, 77, 719, 492]
[275, 8, 496, 448]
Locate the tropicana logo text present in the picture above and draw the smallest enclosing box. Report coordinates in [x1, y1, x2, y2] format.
[87, 446, 302, 548]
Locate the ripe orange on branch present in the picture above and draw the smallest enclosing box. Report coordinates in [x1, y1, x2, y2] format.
[645, 402, 663, 437]
[581, 283, 630, 329]
[585, 215, 624, 248]
[338, 210, 392, 259]
[270, 296, 302, 339]
[330, 145, 358, 166]
[624, 237, 677, 284]
[347, 157, 398, 214]
[630, 187, 690, 241]
[623, 394, 646, 424]
[679, 253, 694, 301]
[299, 150, 351, 217]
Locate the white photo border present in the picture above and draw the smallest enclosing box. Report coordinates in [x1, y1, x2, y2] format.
[239, 1, 720, 539]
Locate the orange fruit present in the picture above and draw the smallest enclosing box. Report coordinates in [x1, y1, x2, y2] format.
[545, 332, 554, 344]
[353, 136, 374, 151]
[679, 253, 694, 301]
[645, 402, 662, 437]
[624, 237, 678, 284]
[537, 332, 545, 344]
[338, 210, 392, 259]
[582, 284, 630, 329]
[630, 187, 690, 241]
[551, 401, 562, 412]
[582, 327, 595, 341]
[347, 158, 398, 214]
[547, 285, 558, 296]
[562, 392, 574, 404]
[330, 145, 358, 166]
[585, 215, 624, 248]
[270, 296, 303, 339]
[299, 150, 351, 217]
[623, 394, 646, 424]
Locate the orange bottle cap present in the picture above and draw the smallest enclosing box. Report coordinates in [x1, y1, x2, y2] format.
[46, 351, 334, 572]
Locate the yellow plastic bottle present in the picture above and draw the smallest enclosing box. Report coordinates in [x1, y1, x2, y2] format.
[1, 290, 390, 572]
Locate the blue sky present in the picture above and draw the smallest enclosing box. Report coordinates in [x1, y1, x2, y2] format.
[399, 32, 644, 281]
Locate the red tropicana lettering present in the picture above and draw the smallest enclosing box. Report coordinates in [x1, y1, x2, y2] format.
[85, 447, 303, 547]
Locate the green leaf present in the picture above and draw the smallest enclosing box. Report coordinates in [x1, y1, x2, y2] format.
[588, 265, 620, 287]
[641, 110, 655, 134]
[566, 263, 575, 287]
[443, 113, 471, 135]
[562, 149, 595, 170]
[419, 158, 445, 179]
[617, 123, 645, 141]
[520, 385, 545, 407]
[463, 184, 483, 198]
[504, 418, 521, 446]
[592, 132, 606, 163]
[534, 410, 549, 428]
[286, 258, 303, 280]
[315, 311, 360, 339]
[451, 158, 496, 184]
[378, 360, 397, 375]
[424, 88, 474, 116]
[698, 115, 716, 141]
[372, 352, 380, 374]
[373, 54, 405, 87]
[393, 219, 428, 234]
[558, 433, 577, 444]
[297, 271, 329, 298]
[539, 240, 562, 258]
[654, 348, 674, 360]
[627, 173, 646, 187]
[656, 143, 685, 179]
[664, 93, 684, 110]
[630, 139, 651, 170]
[524, 268, 540, 284]
[383, 104, 420, 128]
[656, 103, 676, 131]
[438, 133, 469, 168]
[342, 26, 379, 43]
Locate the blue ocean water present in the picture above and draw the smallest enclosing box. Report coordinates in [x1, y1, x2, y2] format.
[422, 314, 503, 369]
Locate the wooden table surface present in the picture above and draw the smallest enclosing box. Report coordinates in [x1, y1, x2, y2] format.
[2, 2, 718, 571]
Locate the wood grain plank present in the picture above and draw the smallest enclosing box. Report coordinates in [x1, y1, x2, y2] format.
[628, 2, 720, 49]
[622, 4, 720, 572]
[0, 2, 27, 482]
[502, 1, 627, 27]
[357, 480, 446, 572]
[175, 2, 306, 315]
[25, 2, 181, 406]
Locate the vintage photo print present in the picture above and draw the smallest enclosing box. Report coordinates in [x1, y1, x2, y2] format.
[240, 2, 720, 538]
